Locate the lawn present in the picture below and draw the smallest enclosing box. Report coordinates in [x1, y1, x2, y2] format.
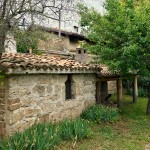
[55, 95, 150, 150]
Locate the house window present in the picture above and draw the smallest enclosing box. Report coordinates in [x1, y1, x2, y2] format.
[74, 26, 79, 32]
[65, 75, 75, 100]
[78, 50, 81, 54]
[84, 50, 86, 53]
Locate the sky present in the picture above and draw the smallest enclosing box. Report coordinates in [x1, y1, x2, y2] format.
[85, 0, 106, 14]
[37, 0, 106, 33]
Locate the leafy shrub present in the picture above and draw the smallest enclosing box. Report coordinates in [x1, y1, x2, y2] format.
[0, 124, 61, 150]
[129, 88, 148, 97]
[0, 119, 92, 149]
[80, 105, 119, 123]
[14, 29, 47, 53]
[60, 119, 92, 140]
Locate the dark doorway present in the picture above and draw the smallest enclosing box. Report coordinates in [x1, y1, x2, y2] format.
[96, 81, 108, 104]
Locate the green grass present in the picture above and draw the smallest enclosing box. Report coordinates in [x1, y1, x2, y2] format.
[0, 119, 91, 150]
[56, 95, 150, 150]
[80, 105, 120, 123]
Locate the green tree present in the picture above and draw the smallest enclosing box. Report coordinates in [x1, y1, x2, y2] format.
[0, 0, 75, 57]
[14, 29, 47, 53]
[79, 0, 150, 113]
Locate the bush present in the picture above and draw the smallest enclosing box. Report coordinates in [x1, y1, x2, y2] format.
[0, 119, 92, 149]
[60, 119, 92, 140]
[14, 29, 47, 53]
[0, 123, 61, 150]
[129, 88, 148, 97]
[80, 105, 119, 123]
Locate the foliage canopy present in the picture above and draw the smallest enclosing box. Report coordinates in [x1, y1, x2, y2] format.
[79, 0, 150, 77]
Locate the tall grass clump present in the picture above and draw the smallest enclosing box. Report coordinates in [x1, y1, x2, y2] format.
[0, 119, 92, 150]
[60, 119, 92, 141]
[80, 105, 120, 123]
[0, 123, 61, 150]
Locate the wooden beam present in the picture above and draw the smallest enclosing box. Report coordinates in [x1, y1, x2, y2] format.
[117, 79, 122, 107]
[133, 75, 138, 103]
[96, 82, 101, 104]
[96, 77, 128, 82]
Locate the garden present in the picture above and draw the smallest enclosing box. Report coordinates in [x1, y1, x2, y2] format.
[0, 95, 150, 150]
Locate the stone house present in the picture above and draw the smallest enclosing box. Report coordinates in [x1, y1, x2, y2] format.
[0, 52, 100, 139]
[33, 26, 90, 53]
[0, 52, 138, 139]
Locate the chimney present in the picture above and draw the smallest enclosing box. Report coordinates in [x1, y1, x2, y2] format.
[4, 34, 17, 53]
[75, 47, 88, 64]
[29, 48, 32, 54]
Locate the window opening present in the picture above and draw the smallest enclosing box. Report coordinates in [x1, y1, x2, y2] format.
[78, 50, 81, 54]
[65, 75, 72, 100]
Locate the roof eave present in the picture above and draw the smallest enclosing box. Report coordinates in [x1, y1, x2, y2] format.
[6, 68, 99, 75]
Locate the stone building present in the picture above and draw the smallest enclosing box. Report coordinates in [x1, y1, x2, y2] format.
[0, 52, 138, 139]
[0, 53, 100, 139]
[36, 26, 90, 53]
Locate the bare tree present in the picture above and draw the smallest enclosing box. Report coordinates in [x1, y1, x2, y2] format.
[0, 0, 77, 58]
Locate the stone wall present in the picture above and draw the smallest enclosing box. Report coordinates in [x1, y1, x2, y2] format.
[108, 81, 117, 94]
[38, 32, 78, 52]
[4, 74, 96, 136]
[0, 78, 6, 140]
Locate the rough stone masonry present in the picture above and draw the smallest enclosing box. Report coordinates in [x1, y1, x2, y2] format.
[0, 74, 96, 138]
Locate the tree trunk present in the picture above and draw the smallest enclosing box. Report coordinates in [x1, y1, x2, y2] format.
[58, 9, 61, 38]
[146, 85, 150, 114]
[126, 80, 131, 94]
[0, 21, 7, 58]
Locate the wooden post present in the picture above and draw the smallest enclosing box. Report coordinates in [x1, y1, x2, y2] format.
[101, 81, 108, 103]
[96, 82, 101, 104]
[117, 79, 122, 107]
[146, 85, 150, 114]
[133, 75, 138, 103]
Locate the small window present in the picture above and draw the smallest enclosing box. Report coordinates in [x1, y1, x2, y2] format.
[65, 75, 75, 100]
[84, 50, 86, 53]
[78, 50, 81, 54]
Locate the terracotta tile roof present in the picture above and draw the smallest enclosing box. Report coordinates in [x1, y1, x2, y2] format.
[31, 25, 87, 40]
[0, 53, 100, 74]
[100, 66, 119, 77]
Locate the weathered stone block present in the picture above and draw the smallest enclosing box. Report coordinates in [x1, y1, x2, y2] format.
[0, 88, 5, 93]
[0, 110, 4, 115]
[45, 85, 53, 95]
[0, 93, 5, 98]
[8, 98, 20, 105]
[0, 128, 5, 137]
[8, 110, 24, 125]
[33, 85, 45, 97]
[0, 104, 5, 110]
[39, 114, 49, 123]
[40, 102, 55, 114]
[17, 76, 37, 86]
[21, 98, 35, 107]
[0, 98, 5, 104]
[0, 115, 5, 121]
[54, 85, 62, 94]
[25, 108, 41, 118]
[7, 103, 21, 111]
[84, 100, 95, 108]
[0, 121, 6, 128]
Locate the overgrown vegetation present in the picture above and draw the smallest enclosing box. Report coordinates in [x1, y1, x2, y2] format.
[80, 105, 119, 123]
[1, 96, 150, 149]
[60, 119, 92, 141]
[14, 29, 47, 53]
[58, 96, 150, 150]
[0, 123, 61, 150]
[129, 87, 148, 97]
[0, 119, 91, 150]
